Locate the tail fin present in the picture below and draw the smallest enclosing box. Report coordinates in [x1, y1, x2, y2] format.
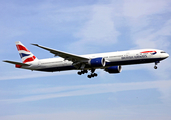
[15, 41, 38, 63]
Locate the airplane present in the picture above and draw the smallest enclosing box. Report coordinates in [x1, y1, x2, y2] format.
[3, 41, 169, 78]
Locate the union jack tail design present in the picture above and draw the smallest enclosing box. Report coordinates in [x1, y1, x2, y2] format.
[15, 41, 38, 63]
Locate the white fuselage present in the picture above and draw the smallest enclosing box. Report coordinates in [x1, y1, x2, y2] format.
[21, 49, 169, 72]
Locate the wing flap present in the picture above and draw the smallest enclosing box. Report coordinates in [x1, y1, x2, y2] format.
[3, 60, 30, 66]
[31, 44, 89, 62]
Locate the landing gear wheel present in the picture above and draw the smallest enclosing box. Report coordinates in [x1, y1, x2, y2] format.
[154, 66, 157, 69]
[154, 61, 159, 69]
[86, 69, 98, 78]
[81, 71, 84, 74]
[78, 70, 88, 75]
[87, 75, 91, 78]
[91, 73, 95, 77]
[87, 73, 98, 78]
[94, 73, 97, 76]
[77, 71, 82, 75]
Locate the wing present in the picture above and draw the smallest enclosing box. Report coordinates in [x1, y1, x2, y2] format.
[31, 44, 89, 63]
[3, 60, 30, 66]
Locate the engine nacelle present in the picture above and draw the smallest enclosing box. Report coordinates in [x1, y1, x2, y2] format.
[88, 57, 106, 67]
[105, 65, 122, 74]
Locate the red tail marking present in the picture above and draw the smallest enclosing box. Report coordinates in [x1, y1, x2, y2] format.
[15, 64, 22, 68]
[16, 45, 30, 52]
[23, 56, 36, 63]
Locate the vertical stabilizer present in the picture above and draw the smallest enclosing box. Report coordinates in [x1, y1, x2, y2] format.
[15, 41, 38, 63]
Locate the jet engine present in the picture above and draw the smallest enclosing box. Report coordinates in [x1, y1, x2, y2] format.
[88, 57, 106, 67]
[105, 65, 122, 74]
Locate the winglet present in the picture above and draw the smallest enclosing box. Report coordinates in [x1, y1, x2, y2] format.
[31, 43, 39, 46]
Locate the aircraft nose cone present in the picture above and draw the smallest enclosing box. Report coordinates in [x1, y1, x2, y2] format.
[166, 53, 169, 58]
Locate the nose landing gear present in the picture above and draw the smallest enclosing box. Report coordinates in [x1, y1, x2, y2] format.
[154, 66, 157, 69]
[154, 61, 160, 69]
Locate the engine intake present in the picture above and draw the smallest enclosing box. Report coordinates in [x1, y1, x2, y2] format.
[105, 65, 122, 74]
[89, 57, 106, 67]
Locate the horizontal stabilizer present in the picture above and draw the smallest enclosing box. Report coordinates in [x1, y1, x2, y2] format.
[3, 60, 30, 66]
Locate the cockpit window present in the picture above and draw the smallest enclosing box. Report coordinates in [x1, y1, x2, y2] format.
[161, 51, 166, 53]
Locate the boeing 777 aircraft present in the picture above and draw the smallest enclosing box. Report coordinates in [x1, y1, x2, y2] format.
[3, 41, 169, 78]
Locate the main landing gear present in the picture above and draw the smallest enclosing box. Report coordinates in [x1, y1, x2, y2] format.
[87, 73, 97, 78]
[87, 69, 98, 78]
[77, 69, 98, 78]
[154, 61, 160, 69]
[77, 70, 88, 75]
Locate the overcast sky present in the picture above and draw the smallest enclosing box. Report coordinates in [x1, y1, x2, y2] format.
[0, 0, 171, 120]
